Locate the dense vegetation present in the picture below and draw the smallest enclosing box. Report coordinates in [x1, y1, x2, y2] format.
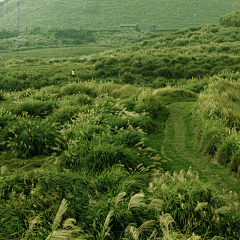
[1, 0, 240, 31]
[0, 29, 163, 53]
[219, 10, 240, 27]
[0, 11, 240, 240]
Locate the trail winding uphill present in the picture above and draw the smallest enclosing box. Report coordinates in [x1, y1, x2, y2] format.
[161, 102, 239, 195]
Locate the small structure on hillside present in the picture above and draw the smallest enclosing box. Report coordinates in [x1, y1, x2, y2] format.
[120, 24, 140, 32]
[50, 25, 64, 29]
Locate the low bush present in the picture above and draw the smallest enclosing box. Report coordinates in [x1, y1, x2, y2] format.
[17, 100, 56, 117]
[215, 133, 240, 169]
[153, 87, 197, 104]
[0, 118, 65, 158]
[150, 169, 240, 238]
[48, 73, 69, 84]
[185, 78, 209, 93]
[134, 89, 161, 118]
[191, 78, 240, 172]
[0, 114, 16, 128]
[0, 93, 4, 101]
[60, 136, 144, 174]
[60, 83, 97, 97]
[0, 171, 89, 237]
[0, 76, 19, 91]
[48, 105, 80, 125]
[198, 118, 228, 156]
[219, 11, 240, 27]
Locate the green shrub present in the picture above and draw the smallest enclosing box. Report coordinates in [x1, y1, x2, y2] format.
[198, 119, 227, 156]
[0, 93, 5, 101]
[49, 73, 69, 83]
[0, 171, 89, 237]
[215, 134, 240, 169]
[0, 118, 65, 158]
[95, 69, 105, 77]
[219, 11, 240, 27]
[17, 100, 56, 117]
[0, 114, 16, 128]
[185, 78, 209, 93]
[60, 139, 143, 174]
[48, 105, 80, 125]
[154, 67, 172, 78]
[60, 83, 97, 97]
[87, 143, 141, 173]
[120, 99, 136, 111]
[0, 76, 18, 91]
[229, 154, 240, 173]
[76, 93, 94, 105]
[121, 71, 136, 84]
[153, 87, 197, 103]
[151, 169, 240, 238]
[134, 90, 161, 118]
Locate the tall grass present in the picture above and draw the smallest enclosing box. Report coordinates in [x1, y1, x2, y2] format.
[0, 117, 65, 158]
[192, 78, 240, 174]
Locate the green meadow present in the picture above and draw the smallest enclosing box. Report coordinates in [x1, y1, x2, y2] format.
[1, 0, 240, 31]
[0, 10, 240, 240]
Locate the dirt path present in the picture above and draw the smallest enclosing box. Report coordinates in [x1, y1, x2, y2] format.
[162, 102, 231, 192]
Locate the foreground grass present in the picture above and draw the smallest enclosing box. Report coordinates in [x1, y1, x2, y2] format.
[1, 14, 240, 238]
[1, 80, 239, 239]
[159, 101, 240, 198]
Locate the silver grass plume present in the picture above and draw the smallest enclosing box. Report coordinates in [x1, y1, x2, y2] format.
[44, 218, 83, 240]
[138, 220, 156, 235]
[101, 209, 114, 240]
[178, 169, 186, 183]
[158, 213, 175, 236]
[211, 236, 225, 240]
[194, 202, 208, 212]
[46, 198, 68, 240]
[215, 206, 230, 215]
[124, 224, 139, 240]
[114, 191, 126, 209]
[147, 199, 163, 212]
[23, 216, 42, 239]
[187, 167, 199, 180]
[128, 193, 146, 210]
[187, 232, 201, 240]
[147, 229, 157, 240]
[125, 221, 156, 240]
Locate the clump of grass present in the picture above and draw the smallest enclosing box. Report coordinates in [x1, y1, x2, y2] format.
[134, 89, 161, 118]
[16, 100, 56, 117]
[48, 105, 80, 125]
[0, 108, 16, 128]
[192, 77, 240, 173]
[0, 117, 65, 158]
[59, 82, 97, 97]
[0, 92, 5, 101]
[0, 171, 89, 238]
[219, 11, 240, 27]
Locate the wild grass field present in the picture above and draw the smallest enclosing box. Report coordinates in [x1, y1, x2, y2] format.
[0, 11, 240, 240]
[1, 0, 240, 31]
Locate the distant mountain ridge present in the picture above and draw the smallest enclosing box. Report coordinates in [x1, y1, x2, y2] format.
[1, 0, 240, 31]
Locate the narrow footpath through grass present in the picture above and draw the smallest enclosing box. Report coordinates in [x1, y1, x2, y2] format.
[148, 101, 240, 200]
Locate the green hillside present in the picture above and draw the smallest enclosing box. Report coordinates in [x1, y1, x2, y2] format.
[1, 11, 240, 239]
[1, 0, 240, 31]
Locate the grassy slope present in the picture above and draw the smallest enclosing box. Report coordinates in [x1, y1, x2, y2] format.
[1, 11, 240, 239]
[0, 0, 240, 31]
